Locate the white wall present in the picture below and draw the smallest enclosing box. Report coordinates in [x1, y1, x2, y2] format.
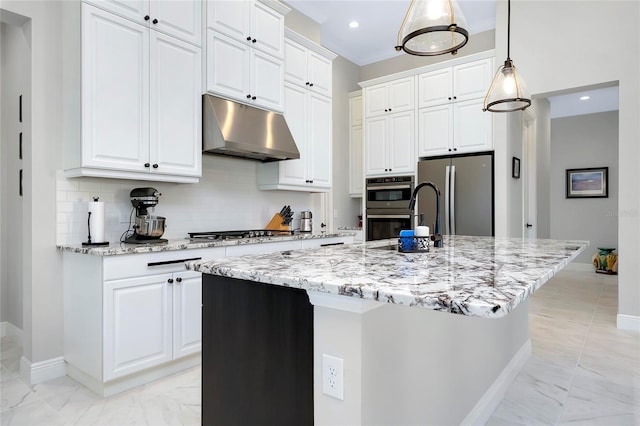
[550, 111, 619, 264]
[1, 0, 64, 368]
[0, 21, 29, 330]
[502, 1, 639, 320]
[56, 155, 314, 244]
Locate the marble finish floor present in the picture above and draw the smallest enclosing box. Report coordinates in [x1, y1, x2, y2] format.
[1, 269, 638, 425]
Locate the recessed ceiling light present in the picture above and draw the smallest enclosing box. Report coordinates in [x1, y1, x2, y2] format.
[580, 95, 591, 101]
[349, 21, 359, 29]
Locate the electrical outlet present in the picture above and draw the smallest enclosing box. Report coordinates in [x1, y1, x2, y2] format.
[322, 354, 344, 400]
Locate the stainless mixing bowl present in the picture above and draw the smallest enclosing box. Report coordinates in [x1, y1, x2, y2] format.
[134, 215, 166, 239]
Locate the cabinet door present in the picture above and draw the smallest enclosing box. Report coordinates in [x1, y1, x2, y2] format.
[349, 94, 363, 127]
[251, 1, 285, 59]
[251, 50, 284, 112]
[104, 274, 172, 381]
[84, 0, 148, 24]
[365, 116, 388, 176]
[364, 84, 388, 118]
[173, 271, 202, 358]
[82, 4, 150, 172]
[453, 58, 492, 102]
[453, 99, 493, 153]
[418, 68, 452, 108]
[284, 38, 307, 86]
[206, 0, 249, 42]
[206, 30, 250, 101]
[150, 0, 202, 46]
[388, 77, 415, 112]
[349, 125, 363, 196]
[418, 105, 453, 157]
[307, 51, 332, 97]
[308, 94, 332, 188]
[279, 83, 308, 185]
[150, 32, 202, 177]
[388, 111, 415, 174]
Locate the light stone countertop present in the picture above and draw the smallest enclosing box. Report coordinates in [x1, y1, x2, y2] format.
[187, 235, 588, 318]
[56, 232, 354, 256]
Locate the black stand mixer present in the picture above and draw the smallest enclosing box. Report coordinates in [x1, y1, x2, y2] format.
[123, 187, 168, 244]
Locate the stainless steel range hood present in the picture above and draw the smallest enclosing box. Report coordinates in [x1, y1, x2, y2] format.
[202, 94, 300, 162]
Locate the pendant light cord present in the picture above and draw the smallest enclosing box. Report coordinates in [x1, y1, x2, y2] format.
[506, 0, 511, 61]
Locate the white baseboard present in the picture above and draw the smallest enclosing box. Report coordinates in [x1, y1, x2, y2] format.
[460, 339, 532, 426]
[564, 262, 594, 272]
[617, 314, 640, 332]
[20, 356, 67, 385]
[0, 321, 23, 340]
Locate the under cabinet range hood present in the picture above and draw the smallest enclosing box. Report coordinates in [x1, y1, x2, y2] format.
[202, 94, 300, 162]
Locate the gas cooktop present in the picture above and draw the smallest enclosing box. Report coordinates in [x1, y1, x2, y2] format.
[187, 230, 292, 240]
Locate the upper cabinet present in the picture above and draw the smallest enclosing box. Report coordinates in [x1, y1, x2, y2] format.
[84, 0, 202, 46]
[62, 2, 202, 183]
[257, 31, 337, 192]
[364, 76, 415, 118]
[207, 0, 286, 59]
[417, 58, 492, 108]
[349, 92, 363, 197]
[363, 76, 416, 177]
[417, 57, 494, 157]
[284, 35, 332, 97]
[205, 0, 289, 112]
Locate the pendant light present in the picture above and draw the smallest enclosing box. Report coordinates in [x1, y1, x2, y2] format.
[395, 0, 469, 56]
[483, 0, 531, 112]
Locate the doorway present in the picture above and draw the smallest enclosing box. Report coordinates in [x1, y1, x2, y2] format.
[522, 109, 537, 238]
[1, 12, 31, 366]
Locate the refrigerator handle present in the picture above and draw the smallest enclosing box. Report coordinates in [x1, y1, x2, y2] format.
[444, 165, 450, 235]
[450, 165, 456, 235]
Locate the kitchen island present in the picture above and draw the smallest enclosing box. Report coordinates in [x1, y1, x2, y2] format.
[188, 236, 587, 425]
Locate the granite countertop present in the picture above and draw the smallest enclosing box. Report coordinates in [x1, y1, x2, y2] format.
[57, 232, 354, 256]
[187, 236, 588, 318]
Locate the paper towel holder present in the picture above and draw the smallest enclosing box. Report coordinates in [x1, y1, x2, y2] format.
[82, 197, 109, 247]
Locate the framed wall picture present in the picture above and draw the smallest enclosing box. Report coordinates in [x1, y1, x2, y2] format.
[512, 157, 520, 179]
[566, 167, 608, 198]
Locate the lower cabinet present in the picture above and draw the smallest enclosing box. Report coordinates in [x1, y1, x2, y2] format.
[103, 270, 201, 381]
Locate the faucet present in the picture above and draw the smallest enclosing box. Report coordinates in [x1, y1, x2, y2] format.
[408, 182, 443, 247]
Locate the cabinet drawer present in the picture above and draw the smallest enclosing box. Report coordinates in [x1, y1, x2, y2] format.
[103, 247, 225, 280]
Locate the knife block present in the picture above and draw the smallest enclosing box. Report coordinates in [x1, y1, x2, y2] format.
[265, 213, 290, 232]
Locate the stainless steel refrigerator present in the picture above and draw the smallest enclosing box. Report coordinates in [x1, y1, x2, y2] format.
[417, 153, 494, 236]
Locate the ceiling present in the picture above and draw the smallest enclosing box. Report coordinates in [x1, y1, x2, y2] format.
[283, 1, 619, 116]
[284, 0, 497, 66]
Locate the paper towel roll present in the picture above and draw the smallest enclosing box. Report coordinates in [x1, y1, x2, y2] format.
[415, 226, 430, 237]
[88, 198, 105, 243]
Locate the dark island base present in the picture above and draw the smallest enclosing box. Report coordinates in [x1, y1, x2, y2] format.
[202, 274, 314, 425]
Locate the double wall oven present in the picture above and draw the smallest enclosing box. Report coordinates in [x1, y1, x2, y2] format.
[365, 176, 414, 241]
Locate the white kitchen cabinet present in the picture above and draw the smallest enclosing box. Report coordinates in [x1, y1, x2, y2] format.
[104, 268, 202, 381]
[365, 110, 415, 176]
[364, 76, 415, 118]
[417, 57, 493, 157]
[63, 3, 201, 183]
[418, 58, 492, 108]
[207, 0, 288, 59]
[63, 247, 223, 396]
[349, 92, 363, 197]
[418, 98, 492, 157]
[84, 0, 202, 47]
[284, 32, 332, 97]
[257, 82, 332, 191]
[206, 30, 283, 112]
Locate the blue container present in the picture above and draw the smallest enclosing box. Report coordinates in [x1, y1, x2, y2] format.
[399, 229, 416, 251]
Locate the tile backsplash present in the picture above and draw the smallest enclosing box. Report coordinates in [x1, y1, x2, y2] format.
[56, 155, 314, 245]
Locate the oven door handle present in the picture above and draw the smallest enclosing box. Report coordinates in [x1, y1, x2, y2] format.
[367, 214, 411, 219]
[366, 185, 412, 191]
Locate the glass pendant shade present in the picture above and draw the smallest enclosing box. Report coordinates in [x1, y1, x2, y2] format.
[483, 59, 531, 112]
[483, 0, 531, 112]
[395, 0, 469, 56]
